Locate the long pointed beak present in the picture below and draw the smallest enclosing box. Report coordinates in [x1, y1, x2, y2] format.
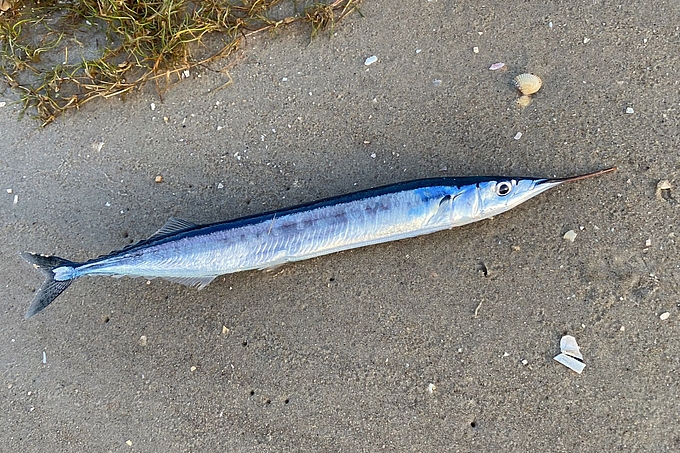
[539, 167, 617, 186]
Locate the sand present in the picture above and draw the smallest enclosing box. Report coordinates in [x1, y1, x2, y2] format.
[1, 1, 678, 450]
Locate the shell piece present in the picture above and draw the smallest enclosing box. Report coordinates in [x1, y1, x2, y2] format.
[514, 73, 542, 95]
[516, 95, 533, 108]
[553, 353, 586, 374]
[560, 335, 583, 359]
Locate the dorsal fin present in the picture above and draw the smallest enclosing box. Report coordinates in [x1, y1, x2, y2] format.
[90, 217, 200, 262]
[148, 217, 198, 240]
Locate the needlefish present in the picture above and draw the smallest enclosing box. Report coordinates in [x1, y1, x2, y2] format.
[21, 167, 615, 318]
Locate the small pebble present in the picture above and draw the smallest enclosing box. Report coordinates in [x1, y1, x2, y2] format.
[154, 175, 163, 183]
[0, 101, 6, 107]
[190, 366, 197, 372]
[521, 359, 529, 366]
[364, 55, 378, 66]
[6, 188, 12, 194]
[427, 383, 436, 393]
[645, 239, 652, 247]
[659, 312, 670, 320]
[473, 46, 479, 53]
[489, 62, 505, 71]
[563, 230, 577, 242]
[514, 132, 522, 140]
[583, 37, 591, 44]
[13, 194, 18, 204]
[625, 107, 634, 114]
[126, 440, 132, 447]
[432, 79, 442, 86]
[222, 325, 229, 335]
[139, 335, 147, 346]
[150, 103, 156, 111]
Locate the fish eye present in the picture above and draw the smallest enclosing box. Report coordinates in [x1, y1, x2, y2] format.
[496, 181, 513, 196]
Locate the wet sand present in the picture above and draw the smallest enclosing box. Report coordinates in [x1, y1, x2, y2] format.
[1, 1, 678, 450]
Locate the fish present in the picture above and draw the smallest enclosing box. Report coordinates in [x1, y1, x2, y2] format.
[21, 167, 616, 318]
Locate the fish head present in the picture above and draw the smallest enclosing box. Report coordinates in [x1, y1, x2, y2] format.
[474, 168, 616, 220]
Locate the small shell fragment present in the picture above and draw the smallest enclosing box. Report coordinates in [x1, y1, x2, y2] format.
[364, 55, 378, 66]
[154, 175, 163, 183]
[660, 312, 670, 320]
[489, 62, 505, 71]
[553, 353, 586, 374]
[625, 107, 634, 114]
[554, 335, 586, 373]
[514, 73, 542, 95]
[560, 335, 583, 359]
[563, 230, 577, 242]
[516, 95, 533, 108]
[656, 179, 672, 200]
[513, 132, 523, 140]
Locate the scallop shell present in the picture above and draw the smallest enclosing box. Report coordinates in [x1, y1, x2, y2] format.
[514, 73, 542, 95]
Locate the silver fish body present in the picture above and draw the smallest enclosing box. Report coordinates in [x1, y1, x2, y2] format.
[21, 169, 615, 318]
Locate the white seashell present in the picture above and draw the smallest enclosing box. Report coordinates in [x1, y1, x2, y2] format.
[563, 230, 577, 242]
[560, 335, 583, 359]
[514, 73, 542, 95]
[489, 62, 505, 71]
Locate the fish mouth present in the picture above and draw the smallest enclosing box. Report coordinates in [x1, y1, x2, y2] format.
[538, 167, 617, 186]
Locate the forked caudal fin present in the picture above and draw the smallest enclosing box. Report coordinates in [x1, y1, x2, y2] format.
[20, 252, 77, 319]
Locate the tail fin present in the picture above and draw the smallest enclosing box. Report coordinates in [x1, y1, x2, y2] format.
[21, 252, 77, 319]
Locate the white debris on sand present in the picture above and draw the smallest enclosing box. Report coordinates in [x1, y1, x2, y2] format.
[625, 107, 634, 114]
[489, 62, 505, 71]
[513, 132, 522, 140]
[553, 335, 586, 374]
[659, 312, 670, 321]
[428, 383, 436, 394]
[563, 230, 577, 242]
[364, 55, 378, 66]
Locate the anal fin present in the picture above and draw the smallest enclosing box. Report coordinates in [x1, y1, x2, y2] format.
[162, 275, 217, 290]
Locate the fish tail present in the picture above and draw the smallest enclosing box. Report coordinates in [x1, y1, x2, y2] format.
[20, 252, 78, 319]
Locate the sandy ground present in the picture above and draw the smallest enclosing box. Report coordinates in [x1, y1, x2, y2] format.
[1, 1, 679, 451]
